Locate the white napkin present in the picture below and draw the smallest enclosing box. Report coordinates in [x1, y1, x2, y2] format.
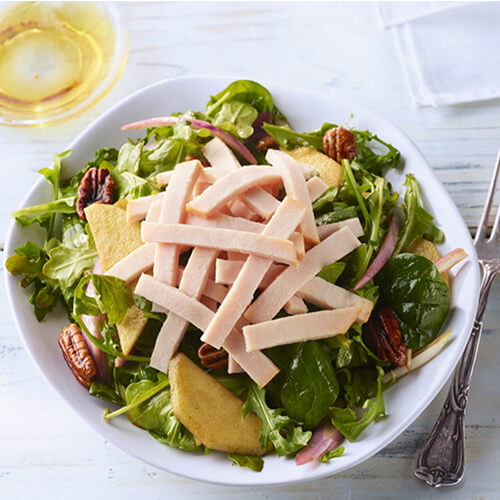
[378, 2, 500, 107]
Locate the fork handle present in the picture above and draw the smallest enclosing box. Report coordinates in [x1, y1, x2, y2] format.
[414, 264, 496, 487]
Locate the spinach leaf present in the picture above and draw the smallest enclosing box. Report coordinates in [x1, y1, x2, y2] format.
[281, 341, 339, 429]
[73, 274, 133, 324]
[228, 453, 264, 472]
[317, 262, 346, 284]
[124, 379, 202, 452]
[206, 80, 273, 116]
[376, 253, 450, 349]
[212, 100, 258, 139]
[242, 379, 311, 457]
[329, 367, 385, 442]
[395, 174, 444, 254]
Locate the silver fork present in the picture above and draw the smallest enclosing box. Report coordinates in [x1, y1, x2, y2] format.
[414, 150, 500, 487]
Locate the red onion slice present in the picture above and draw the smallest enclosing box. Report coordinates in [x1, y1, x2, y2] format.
[353, 215, 399, 291]
[122, 116, 257, 165]
[295, 419, 344, 466]
[81, 259, 109, 382]
[434, 248, 468, 275]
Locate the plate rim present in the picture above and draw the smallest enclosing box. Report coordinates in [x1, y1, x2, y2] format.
[4, 75, 481, 486]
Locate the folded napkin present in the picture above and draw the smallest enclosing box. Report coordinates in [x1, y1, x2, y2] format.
[378, 2, 500, 107]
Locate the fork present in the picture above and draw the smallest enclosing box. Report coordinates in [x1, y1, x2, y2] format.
[414, 150, 500, 487]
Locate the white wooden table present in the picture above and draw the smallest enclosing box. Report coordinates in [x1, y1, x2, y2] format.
[1, 3, 499, 498]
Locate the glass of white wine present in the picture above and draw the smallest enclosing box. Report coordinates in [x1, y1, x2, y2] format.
[0, 1, 128, 126]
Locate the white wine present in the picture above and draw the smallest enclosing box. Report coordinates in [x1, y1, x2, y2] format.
[0, 2, 127, 126]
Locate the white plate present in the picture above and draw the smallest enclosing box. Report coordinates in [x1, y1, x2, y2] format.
[4, 76, 481, 486]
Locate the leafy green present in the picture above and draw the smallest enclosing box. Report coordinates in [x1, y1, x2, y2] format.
[242, 379, 311, 456]
[281, 341, 339, 429]
[43, 235, 97, 288]
[5, 241, 61, 320]
[228, 453, 264, 472]
[116, 142, 143, 174]
[329, 367, 385, 442]
[37, 150, 73, 239]
[376, 253, 450, 349]
[352, 130, 401, 175]
[312, 187, 338, 216]
[212, 101, 258, 139]
[12, 197, 76, 228]
[317, 262, 346, 284]
[73, 274, 133, 324]
[123, 379, 202, 452]
[262, 122, 335, 151]
[318, 446, 345, 463]
[395, 174, 444, 253]
[315, 205, 359, 226]
[206, 80, 273, 116]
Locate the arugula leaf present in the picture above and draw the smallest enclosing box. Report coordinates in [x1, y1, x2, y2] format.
[116, 142, 143, 174]
[352, 130, 401, 175]
[395, 174, 444, 254]
[212, 100, 258, 139]
[6, 241, 61, 320]
[312, 187, 338, 216]
[242, 379, 311, 456]
[376, 253, 450, 349]
[281, 341, 339, 429]
[43, 238, 97, 288]
[36, 150, 73, 239]
[206, 80, 273, 116]
[262, 122, 335, 151]
[12, 197, 76, 228]
[228, 453, 264, 472]
[315, 205, 359, 226]
[318, 446, 345, 463]
[329, 367, 385, 442]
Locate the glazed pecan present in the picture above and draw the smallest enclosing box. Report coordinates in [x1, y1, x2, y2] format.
[322, 127, 358, 163]
[363, 308, 407, 366]
[58, 323, 96, 387]
[76, 167, 115, 220]
[197, 342, 228, 370]
[255, 135, 279, 152]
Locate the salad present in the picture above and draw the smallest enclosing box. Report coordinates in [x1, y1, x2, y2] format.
[7, 80, 468, 472]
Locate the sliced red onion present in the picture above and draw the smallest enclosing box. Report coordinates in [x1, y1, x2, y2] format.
[295, 419, 344, 466]
[434, 248, 468, 275]
[81, 259, 109, 382]
[245, 112, 272, 143]
[122, 116, 257, 165]
[353, 216, 399, 291]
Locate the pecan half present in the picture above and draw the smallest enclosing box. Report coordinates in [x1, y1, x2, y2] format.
[197, 342, 228, 370]
[255, 135, 279, 152]
[322, 127, 358, 163]
[76, 167, 115, 220]
[363, 308, 407, 366]
[58, 323, 96, 387]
